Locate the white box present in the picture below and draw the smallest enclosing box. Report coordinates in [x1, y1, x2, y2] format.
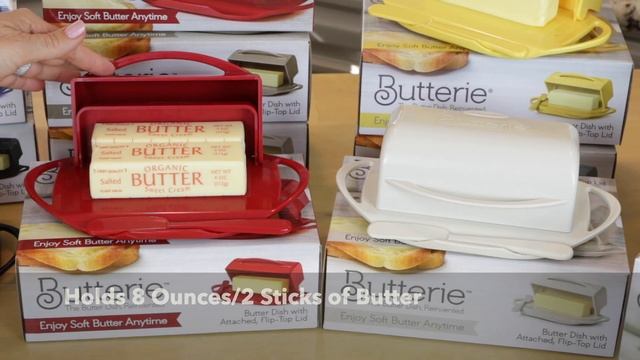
[45, 32, 311, 127]
[17, 156, 322, 342]
[620, 256, 640, 360]
[42, 0, 314, 33]
[0, 120, 36, 204]
[358, 1, 633, 145]
[324, 157, 629, 357]
[48, 122, 309, 161]
[354, 136, 617, 178]
[0, 88, 26, 125]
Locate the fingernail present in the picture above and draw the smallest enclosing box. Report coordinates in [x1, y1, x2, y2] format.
[64, 20, 86, 39]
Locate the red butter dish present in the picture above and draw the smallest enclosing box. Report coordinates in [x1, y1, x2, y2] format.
[144, 0, 313, 21]
[213, 258, 304, 305]
[24, 52, 310, 240]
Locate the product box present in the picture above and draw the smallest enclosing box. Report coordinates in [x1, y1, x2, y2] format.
[0, 88, 26, 125]
[0, 0, 15, 12]
[16, 155, 322, 342]
[358, 1, 634, 145]
[354, 135, 618, 178]
[620, 256, 640, 360]
[42, 0, 314, 33]
[324, 156, 629, 357]
[45, 32, 311, 127]
[0, 120, 37, 204]
[47, 122, 309, 162]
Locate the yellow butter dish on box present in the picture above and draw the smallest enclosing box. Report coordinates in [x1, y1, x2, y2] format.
[368, 0, 611, 59]
[531, 72, 615, 119]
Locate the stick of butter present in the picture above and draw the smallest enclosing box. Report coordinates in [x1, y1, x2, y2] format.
[0, 154, 9, 171]
[244, 67, 285, 88]
[533, 288, 593, 318]
[91, 121, 245, 146]
[232, 275, 290, 293]
[442, 0, 559, 27]
[548, 89, 600, 111]
[90, 142, 247, 199]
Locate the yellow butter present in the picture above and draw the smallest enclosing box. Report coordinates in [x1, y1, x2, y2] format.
[89, 142, 247, 199]
[534, 288, 593, 318]
[232, 275, 290, 293]
[244, 67, 285, 88]
[91, 121, 245, 146]
[442, 0, 559, 27]
[548, 89, 600, 111]
[0, 154, 10, 171]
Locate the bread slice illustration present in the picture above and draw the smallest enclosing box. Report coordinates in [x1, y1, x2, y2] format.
[85, 35, 152, 60]
[327, 241, 445, 271]
[363, 31, 469, 73]
[18, 245, 140, 272]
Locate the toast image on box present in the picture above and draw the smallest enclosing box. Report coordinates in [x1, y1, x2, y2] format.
[368, 0, 611, 59]
[17, 244, 140, 272]
[362, 31, 469, 73]
[327, 241, 444, 272]
[531, 72, 615, 119]
[0, 138, 29, 179]
[85, 34, 152, 60]
[514, 278, 609, 325]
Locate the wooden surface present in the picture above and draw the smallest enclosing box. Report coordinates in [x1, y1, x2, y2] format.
[0, 73, 638, 359]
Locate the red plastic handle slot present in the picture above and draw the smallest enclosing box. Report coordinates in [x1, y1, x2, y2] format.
[23, 160, 63, 218]
[268, 155, 310, 215]
[112, 51, 250, 76]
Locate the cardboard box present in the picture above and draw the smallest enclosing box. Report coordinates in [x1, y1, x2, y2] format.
[17, 156, 322, 342]
[620, 256, 640, 360]
[42, 0, 314, 33]
[358, 1, 633, 145]
[354, 135, 618, 178]
[0, 120, 37, 204]
[0, 88, 26, 125]
[45, 32, 311, 127]
[323, 156, 629, 357]
[48, 122, 309, 162]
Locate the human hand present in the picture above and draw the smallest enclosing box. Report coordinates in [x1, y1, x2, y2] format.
[0, 8, 115, 91]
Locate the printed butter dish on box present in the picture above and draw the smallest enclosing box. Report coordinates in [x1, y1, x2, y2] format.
[0, 121, 36, 204]
[620, 256, 640, 360]
[324, 156, 628, 357]
[42, 0, 314, 33]
[45, 32, 311, 127]
[17, 155, 322, 342]
[358, 1, 633, 145]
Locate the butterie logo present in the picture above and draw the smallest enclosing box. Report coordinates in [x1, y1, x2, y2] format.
[373, 75, 491, 107]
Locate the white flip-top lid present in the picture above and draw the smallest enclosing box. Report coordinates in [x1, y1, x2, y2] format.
[377, 105, 580, 232]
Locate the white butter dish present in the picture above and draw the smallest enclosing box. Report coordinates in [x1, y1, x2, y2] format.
[337, 106, 621, 260]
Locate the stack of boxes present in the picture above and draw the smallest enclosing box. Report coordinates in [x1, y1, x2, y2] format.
[40, 0, 314, 163]
[0, 0, 37, 205]
[13, 1, 322, 342]
[323, 1, 633, 357]
[353, 0, 633, 178]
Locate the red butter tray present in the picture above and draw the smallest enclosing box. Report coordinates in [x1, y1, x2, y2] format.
[24, 52, 310, 240]
[145, 0, 313, 21]
[212, 258, 304, 305]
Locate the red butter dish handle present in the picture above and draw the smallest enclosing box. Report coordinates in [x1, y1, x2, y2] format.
[112, 51, 250, 76]
[23, 160, 63, 218]
[268, 155, 310, 215]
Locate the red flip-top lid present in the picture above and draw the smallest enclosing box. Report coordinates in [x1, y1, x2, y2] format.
[226, 258, 304, 293]
[71, 51, 263, 167]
